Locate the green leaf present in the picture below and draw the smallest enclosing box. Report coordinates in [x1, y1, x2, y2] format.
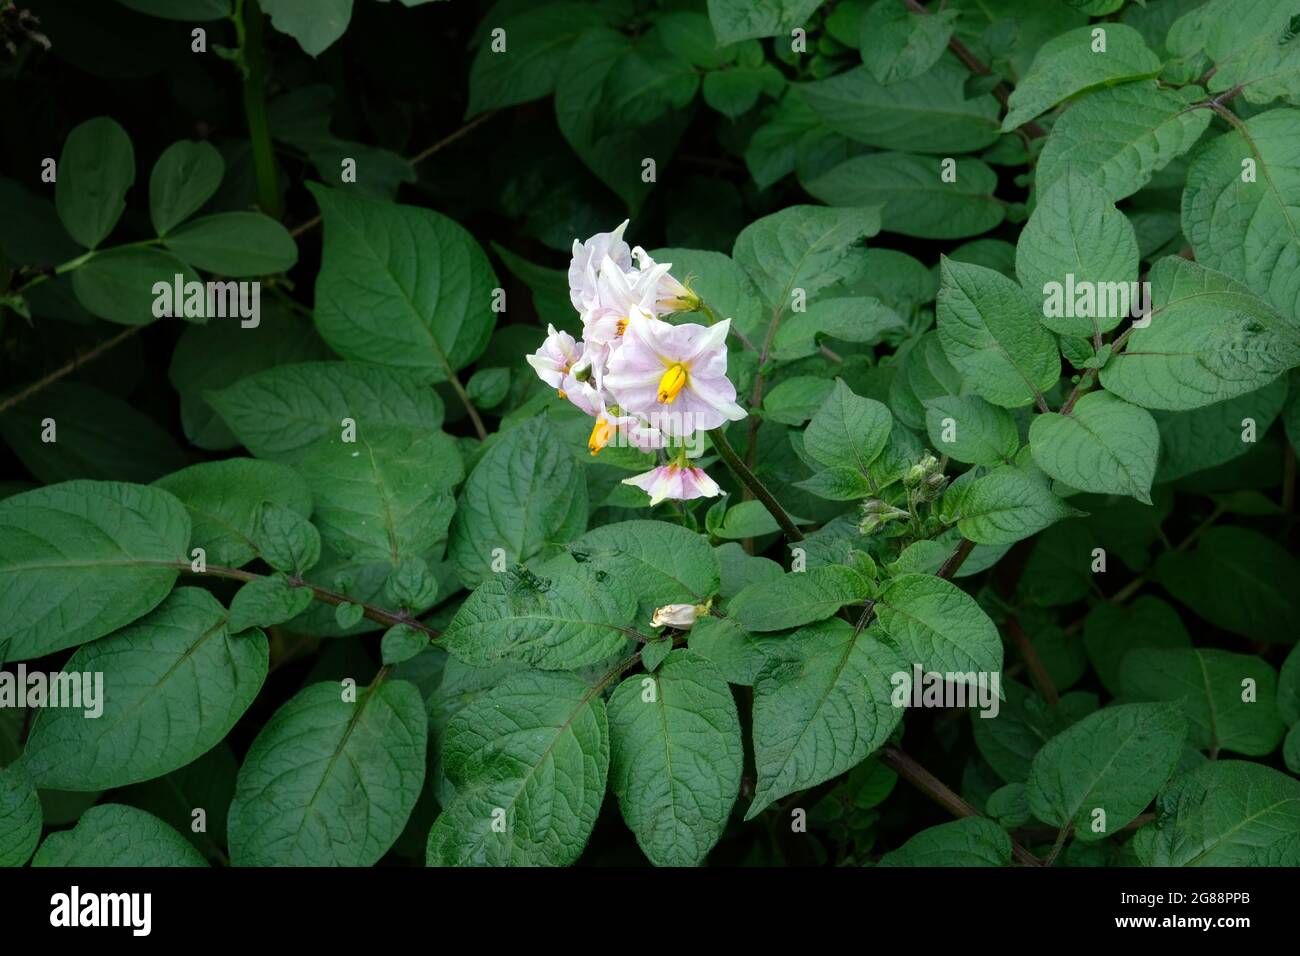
[770, 297, 903, 361]
[33, 804, 207, 867]
[1121, 648, 1286, 757]
[877, 817, 1011, 866]
[805, 152, 1005, 240]
[466, 3, 598, 116]
[1001, 24, 1161, 131]
[555, 28, 689, 213]
[1083, 596, 1192, 696]
[153, 458, 312, 568]
[1167, 0, 1300, 107]
[0, 481, 190, 662]
[728, 565, 868, 632]
[1027, 701, 1188, 841]
[732, 204, 879, 311]
[308, 184, 497, 380]
[1029, 391, 1159, 504]
[229, 679, 427, 866]
[0, 381, 186, 483]
[567, 519, 721, 614]
[972, 679, 1099, 783]
[149, 139, 224, 235]
[115, 743, 237, 862]
[1153, 527, 1300, 643]
[252, 501, 321, 574]
[802, 378, 892, 472]
[466, 366, 510, 409]
[260, 0, 353, 56]
[763, 376, 835, 424]
[936, 257, 1060, 409]
[1159, 379, 1288, 482]
[426, 670, 609, 866]
[640, 636, 673, 672]
[163, 212, 298, 277]
[293, 425, 460, 566]
[747, 618, 906, 817]
[0, 764, 40, 867]
[940, 466, 1081, 545]
[1280, 644, 1300, 725]
[710, 498, 806, 540]
[381, 624, 428, 666]
[448, 417, 587, 587]
[71, 247, 202, 325]
[874, 573, 1003, 681]
[1035, 83, 1210, 200]
[924, 394, 1020, 466]
[608, 651, 743, 866]
[859, 0, 958, 86]
[702, 65, 782, 119]
[207, 361, 445, 461]
[169, 309, 333, 450]
[688, 614, 774, 685]
[798, 59, 1001, 154]
[55, 116, 135, 249]
[1134, 760, 1300, 866]
[1016, 168, 1140, 338]
[706, 0, 823, 44]
[441, 565, 637, 670]
[1183, 109, 1300, 319]
[228, 574, 314, 632]
[23, 588, 268, 791]
[1099, 257, 1300, 410]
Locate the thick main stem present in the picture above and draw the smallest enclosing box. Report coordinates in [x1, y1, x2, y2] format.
[881, 745, 1043, 866]
[241, 0, 283, 220]
[708, 426, 804, 542]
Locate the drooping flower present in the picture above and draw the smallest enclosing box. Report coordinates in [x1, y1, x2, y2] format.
[621, 463, 721, 506]
[650, 603, 700, 629]
[569, 220, 632, 313]
[560, 374, 604, 418]
[604, 315, 746, 435]
[585, 399, 667, 456]
[632, 247, 700, 313]
[525, 324, 583, 393]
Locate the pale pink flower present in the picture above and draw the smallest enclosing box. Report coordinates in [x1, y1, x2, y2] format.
[632, 247, 699, 313]
[581, 255, 669, 346]
[604, 315, 745, 436]
[622, 463, 721, 506]
[569, 220, 632, 313]
[525, 324, 583, 392]
[560, 375, 603, 418]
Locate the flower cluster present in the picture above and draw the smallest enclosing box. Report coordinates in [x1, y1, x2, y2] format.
[526, 221, 746, 505]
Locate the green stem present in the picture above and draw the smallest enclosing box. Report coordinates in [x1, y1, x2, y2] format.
[707, 426, 804, 542]
[446, 370, 488, 440]
[177, 561, 440, 638]
[240, 0, 283, 220]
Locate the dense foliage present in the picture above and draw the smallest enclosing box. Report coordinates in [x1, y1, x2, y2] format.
[2, 0, 1300, 868]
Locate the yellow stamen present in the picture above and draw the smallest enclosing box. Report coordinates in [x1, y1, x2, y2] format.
[588, 416, 613, 456]
[657, 364, 688, 404]
[616, 317, 629, 337]
[557, 389, 567, 400]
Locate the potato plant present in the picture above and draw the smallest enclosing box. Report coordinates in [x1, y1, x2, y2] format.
[1, 0, 1299, 869]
